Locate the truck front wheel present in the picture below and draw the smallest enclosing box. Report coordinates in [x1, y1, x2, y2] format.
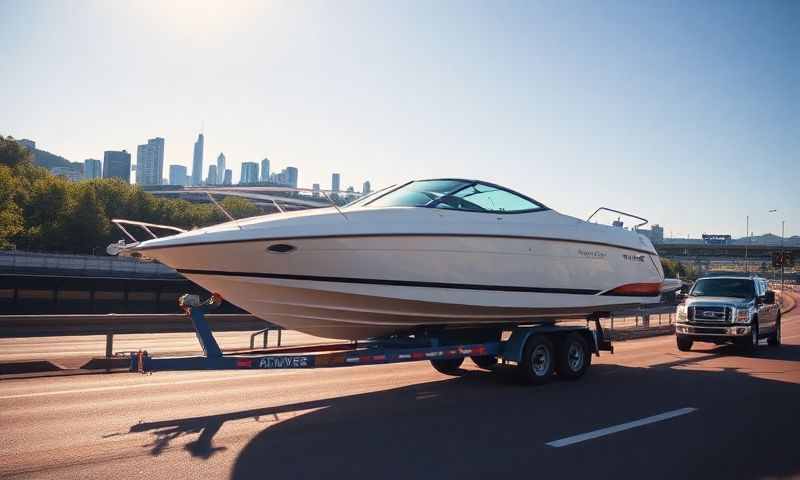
[676, 335, 693, 352]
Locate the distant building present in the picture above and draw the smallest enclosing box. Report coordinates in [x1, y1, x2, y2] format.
[285, 166, 298, 188]
[312, 183, 320, 198]
[18, 139, 36, 150]
[102, 150, 131, 182]
[135, 137, 165, 185]
[331, 173, 340, 192]
[362, 181, 371, 194]
[84, 159, 102, 179]
[216, 153, 226, 184]
[207, 164, 218, 185]
[260, 158, 270, 182]
[639, 224, 665, 244]
[223, 169, 232, 185]
[192, 133, 204, 186]
[169, 165, 188, 186]
[240, 162, 259, 184]
[51, 166, 82, 182]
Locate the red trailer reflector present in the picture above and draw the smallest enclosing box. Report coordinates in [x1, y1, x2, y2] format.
[237, 359, 252, 368]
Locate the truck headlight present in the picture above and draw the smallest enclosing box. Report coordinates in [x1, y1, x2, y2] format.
[734, 308, 750, 324]
[677, 305, 687, 321]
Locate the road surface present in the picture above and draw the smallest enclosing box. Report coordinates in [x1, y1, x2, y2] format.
[1, 292, 798, 479]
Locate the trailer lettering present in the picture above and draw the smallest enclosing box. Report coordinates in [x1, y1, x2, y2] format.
[257, 356, 310, 369]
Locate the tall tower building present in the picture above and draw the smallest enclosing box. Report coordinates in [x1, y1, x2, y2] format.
[191, 133, 204, 186]
[216, 153, 226, 184]
[260, 157, 270, 182]
[102, 150, 131, 182]
[135, 137, 165, 185]
[207, 165, 218, 185]
[285, 166, 298, 188]
[331, 173, 341, 193]
[223, 169, 232, 185]
[240, 162, 259, 184]
[169, 165, 188, 185]
[84, 159, 102, 179]
[362, 180, 371, 194]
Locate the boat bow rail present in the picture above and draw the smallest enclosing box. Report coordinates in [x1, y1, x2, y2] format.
[106, 219, 188, 255]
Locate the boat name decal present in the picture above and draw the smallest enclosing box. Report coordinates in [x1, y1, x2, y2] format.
[622, 254, 646, 262]
[257, 356, 311, 369]
[578, 249, 606, 258]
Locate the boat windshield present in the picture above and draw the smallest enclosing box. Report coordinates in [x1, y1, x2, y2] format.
[366, 179, 546, 213]
[689, 278, 756, 299]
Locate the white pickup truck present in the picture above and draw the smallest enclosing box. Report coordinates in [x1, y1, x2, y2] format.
[675, 276, 781, 351]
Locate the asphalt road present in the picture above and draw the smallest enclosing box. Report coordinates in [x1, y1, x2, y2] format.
[1, 292, 798, 480]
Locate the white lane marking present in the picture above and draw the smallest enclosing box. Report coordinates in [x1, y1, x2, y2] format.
[0, 370, 305, 400]
[546, 407, 697, 448]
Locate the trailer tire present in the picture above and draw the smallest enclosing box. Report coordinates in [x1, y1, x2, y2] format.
[430, 357, 464, 375]
[556, 333, 591, 380]
[517, 335, 555, 385]
[471, 355, 497, 370]
[676, 335, 693, 352]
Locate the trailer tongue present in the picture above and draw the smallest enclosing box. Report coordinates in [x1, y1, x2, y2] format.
[131, 293, 614, 385]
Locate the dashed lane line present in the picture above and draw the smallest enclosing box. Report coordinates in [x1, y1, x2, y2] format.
[546, 407, 698, 447]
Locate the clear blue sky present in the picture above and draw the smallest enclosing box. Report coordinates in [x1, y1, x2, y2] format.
[1, 0, 797, 237]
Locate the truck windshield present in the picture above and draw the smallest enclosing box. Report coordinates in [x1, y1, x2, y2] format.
[690, 279, 755, 299]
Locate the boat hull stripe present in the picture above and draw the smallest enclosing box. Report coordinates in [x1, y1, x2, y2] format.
[177, 269, 658, 297]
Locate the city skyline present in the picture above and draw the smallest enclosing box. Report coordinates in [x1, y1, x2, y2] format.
[1, 1, 797, 237]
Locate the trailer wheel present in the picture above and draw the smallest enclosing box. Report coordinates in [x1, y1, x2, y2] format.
[517, 335, 555, 385]
[430, 357, 464, 375]
[556, 333, 591, 380]
[471, 355, 497, 370]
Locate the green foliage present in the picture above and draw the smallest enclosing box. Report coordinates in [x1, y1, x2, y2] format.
[661, 258, 698, 281]
[0, 152, 262, 253]
[0, 135, 33, 168]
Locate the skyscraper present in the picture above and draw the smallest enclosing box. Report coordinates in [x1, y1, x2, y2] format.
[260, 158, 270, 182]
[223, 169, 232, 185]
[135, 137, 165, 185]
[331, 173, 340, 192]
[84, 159, 102, 179]
[285, 166, 298, 188]
[102, 150, 131, 182]
[312, 183, 320, 198]
[169, 165, 188, 186]
[216, 153, 226, 184]
[207, 165, 218, 185]
[240, 162, 259, 184]
[362, 181, 371, 194]
[191, 133, 204, 186]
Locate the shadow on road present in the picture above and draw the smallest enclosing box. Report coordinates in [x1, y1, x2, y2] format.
[130, 344, 800, 479]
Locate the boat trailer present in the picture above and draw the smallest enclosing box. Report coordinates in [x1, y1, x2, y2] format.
[130, 293, 615, 385]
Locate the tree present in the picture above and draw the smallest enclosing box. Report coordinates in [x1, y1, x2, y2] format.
[0, 135, 33, 168]
[0, 165, 23, 247]
[64, 185, 109, 253]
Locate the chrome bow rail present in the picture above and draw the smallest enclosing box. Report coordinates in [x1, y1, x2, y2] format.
[106, 219, 188, 255]
[587, 207, 649, 229]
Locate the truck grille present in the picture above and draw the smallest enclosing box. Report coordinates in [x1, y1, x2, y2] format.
[689, 306, 730, 322]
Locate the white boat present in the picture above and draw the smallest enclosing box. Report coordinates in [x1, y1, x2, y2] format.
[112, 179, 673, 340]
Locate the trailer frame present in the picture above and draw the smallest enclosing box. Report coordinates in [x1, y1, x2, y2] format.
[130, 293, 614, 384]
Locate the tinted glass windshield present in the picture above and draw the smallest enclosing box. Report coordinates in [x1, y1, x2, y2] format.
[367, 180, 470, 208]
[690, 279, 756, 299]
[366, 180, 544, 212]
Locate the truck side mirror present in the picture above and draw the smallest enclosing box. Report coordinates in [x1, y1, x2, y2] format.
[676, 292, 688, 302]
[764, 291, 776, 305]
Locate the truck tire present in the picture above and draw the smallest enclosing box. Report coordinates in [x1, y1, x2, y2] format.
[768, 315, 781, 347]
[556, 333, 591, 380]
[471, 355, 497, 370]
[737, 320, 758, 352]
[676, 335, 693, 352]
[430, 357, 464, 375]
[517, 335, 555, 385]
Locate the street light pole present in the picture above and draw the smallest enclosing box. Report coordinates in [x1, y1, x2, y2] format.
[745, 215, 749, 274]
[781, 220, 785, 293]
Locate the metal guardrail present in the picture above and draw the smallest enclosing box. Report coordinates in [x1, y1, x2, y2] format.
[0, 313, 267, 338]
[0, 250, 179, 279]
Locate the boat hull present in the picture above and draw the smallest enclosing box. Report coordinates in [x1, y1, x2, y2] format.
[143, 234, 663, 339]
